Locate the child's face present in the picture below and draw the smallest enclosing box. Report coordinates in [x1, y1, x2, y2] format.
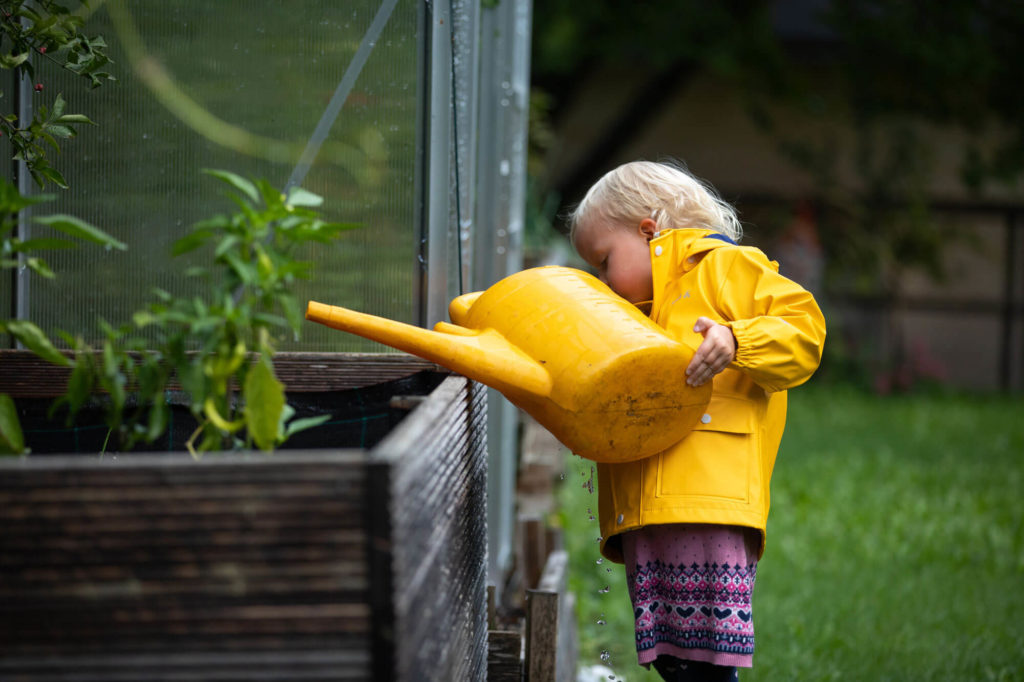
[573, 217, 655, 304]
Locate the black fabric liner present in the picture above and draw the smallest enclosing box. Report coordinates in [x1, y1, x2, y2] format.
[16, 370, 448, 454]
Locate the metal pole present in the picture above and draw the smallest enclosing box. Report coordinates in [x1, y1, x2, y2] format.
[284, 0, 399, 193]
[14, 53, 33, 329]
[422, 0, 452, 329]
[1003, 210, 1021, 391]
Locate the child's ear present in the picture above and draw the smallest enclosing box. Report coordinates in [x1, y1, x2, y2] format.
[638, 218, 658, 241]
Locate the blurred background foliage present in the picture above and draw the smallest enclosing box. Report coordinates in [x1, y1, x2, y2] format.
[528, 0, 1024, 291]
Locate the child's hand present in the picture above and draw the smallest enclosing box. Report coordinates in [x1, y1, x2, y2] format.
[686, 316, 737, 387]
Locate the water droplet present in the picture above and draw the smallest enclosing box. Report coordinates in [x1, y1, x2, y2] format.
[595, 536, 603, 543]
[595, 557, 604, 565]
[600, 650, 611, 663]
[598, 585, 610, 594]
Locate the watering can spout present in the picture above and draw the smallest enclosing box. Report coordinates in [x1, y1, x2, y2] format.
[304, 300, 552, 398]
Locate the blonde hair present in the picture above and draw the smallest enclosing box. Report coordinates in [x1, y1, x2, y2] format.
[568, 160, 742, 245]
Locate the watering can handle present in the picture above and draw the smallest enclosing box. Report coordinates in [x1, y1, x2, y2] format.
[448, 291, 482, 326]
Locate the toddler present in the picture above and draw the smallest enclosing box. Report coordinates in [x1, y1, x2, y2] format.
[569, 160, 826, 681]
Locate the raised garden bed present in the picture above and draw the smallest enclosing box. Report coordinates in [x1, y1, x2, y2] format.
[0, 351, 488, 681]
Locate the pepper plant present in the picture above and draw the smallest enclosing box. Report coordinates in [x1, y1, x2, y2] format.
[52, 170, 358, 456]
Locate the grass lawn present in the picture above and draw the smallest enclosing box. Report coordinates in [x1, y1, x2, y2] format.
[557, 383, 1024, 681]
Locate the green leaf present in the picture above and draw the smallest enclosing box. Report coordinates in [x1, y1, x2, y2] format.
[51, 94, 66, 119]
[0, 394, 27, 455]
[5, 320, 71, 366]
[56, 113, 95, 124]
[33, 165, 68, 189]
[279, 295, 303, 334]
[222, 250, 256, 285]
[276, 403, 296, 439]
[257, 178, 285, 211]
[132, 311, 157, 327]
[172, 228, 215, 256]
[213, 234, 241, 259]
[25, 257, 56, 279]
[63, 356, 95, 414]
[46, 124, 74, 139]
[183, 266, 209, 279]
[0, 52, 30, 69]
[203, 169, 259, 205]
[34, 214, 127, 250]
[39, 130, 61, 152]
[191, 214, 232, 232]
[285, 187, 324, 208]
[0, 178, 54, 212]
[283, 414, 331, 440]
[146, 395, 169, 442]
[243, 357, 285, 451]
[11, 238, 76, 251]
[252, 312, 289, 329]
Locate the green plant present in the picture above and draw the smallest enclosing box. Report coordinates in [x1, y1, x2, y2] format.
[0, 175, 126, 276]
[1, 0, 120, 454]
[1, 0, 115, 187]
[0, 176, 125, 454]
[53, 170, 358, 456]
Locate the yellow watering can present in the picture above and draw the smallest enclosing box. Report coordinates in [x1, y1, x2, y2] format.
[305, 266, 711, 463]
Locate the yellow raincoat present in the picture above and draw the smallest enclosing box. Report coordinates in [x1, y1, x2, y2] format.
[597, 228, 826, 563]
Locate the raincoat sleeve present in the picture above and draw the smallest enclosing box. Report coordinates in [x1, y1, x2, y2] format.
[713, 246, 826, 392]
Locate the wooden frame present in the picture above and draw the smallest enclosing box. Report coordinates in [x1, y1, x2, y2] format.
[0, 352, 488, 682]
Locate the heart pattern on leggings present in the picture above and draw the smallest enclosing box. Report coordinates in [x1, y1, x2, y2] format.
[626, 558, 756, 658]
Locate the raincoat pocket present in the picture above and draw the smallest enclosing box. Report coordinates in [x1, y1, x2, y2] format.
[654, 395, 758, 503]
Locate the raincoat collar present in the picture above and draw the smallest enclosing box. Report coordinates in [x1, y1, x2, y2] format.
[632, 228, 737, 314]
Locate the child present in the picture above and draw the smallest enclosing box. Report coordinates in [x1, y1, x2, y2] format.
[568, 160, 826, 681]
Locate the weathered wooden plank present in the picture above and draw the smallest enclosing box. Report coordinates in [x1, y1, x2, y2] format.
[374, 376, 489, 682]
[0, 350, 440, 397]
[0, 648, 372, 681]
[488, 629, 524, 682]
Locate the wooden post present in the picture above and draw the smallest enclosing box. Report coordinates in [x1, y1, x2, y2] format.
[525, 590, 558, 682]
[525, 550, 572, 682]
